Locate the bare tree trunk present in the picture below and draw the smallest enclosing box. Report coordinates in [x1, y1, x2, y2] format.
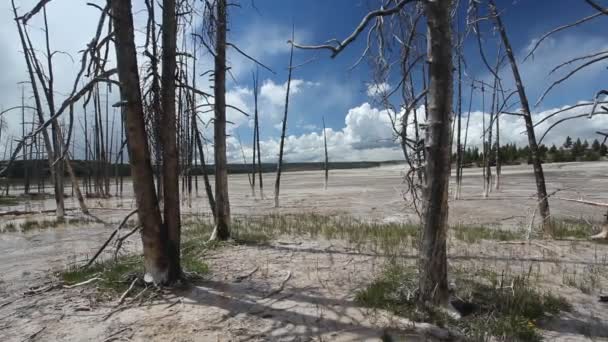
[111, 0, 169, 284]
[418, 0, 453, 306]
[490, 0, 551, 235]
[193, 125, 216, 219]
[322, 116, 329, 190]
[210, 0, 231, 241]
[21, 86, 30, 194]
[251, 71, 259, 197]
[494, 111, 501, 189]
[161, 0, 181, 280]
[255, 80, 264, 198]
[274, 30, 295, 208]
[455, 55, 462, 200]
[12, 1, 61, 218]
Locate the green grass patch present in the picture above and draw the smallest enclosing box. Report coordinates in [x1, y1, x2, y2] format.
[19, 217, 94, 232]
[551, 218, 596, 239]
[3, 222, 17, 232]
[0, 195, 20, 206]
[356, 263, 571, 342]
[452, 225, 521, 243]
[61, 255, 143, 297]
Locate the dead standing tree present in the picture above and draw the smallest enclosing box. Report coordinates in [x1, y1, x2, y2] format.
[486, 0, 553, 235]
[291, 0, 455, 307]
[274, 29, 295, 208]
[209, 0, 231, 241]
[111, 0, 183, 283]
[322, 116, 329, 190]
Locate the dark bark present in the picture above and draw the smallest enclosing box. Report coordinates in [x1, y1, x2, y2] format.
[490, 0, 551, 235]
[418, 0, 453, 306]
[111, 0, 169, 283]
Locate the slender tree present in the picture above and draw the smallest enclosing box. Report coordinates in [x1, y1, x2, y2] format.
[322, 116, 329, 190]
[274, 29, 295, 208]
[210, 0, 231, 240]
[489, 0, 552, 235]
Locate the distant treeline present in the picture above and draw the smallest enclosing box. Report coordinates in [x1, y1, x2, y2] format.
[457, 136, 608, 167]
[0, 159, 404, 179]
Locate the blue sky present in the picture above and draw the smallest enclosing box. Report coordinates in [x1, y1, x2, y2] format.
[1, 0, 608, 162]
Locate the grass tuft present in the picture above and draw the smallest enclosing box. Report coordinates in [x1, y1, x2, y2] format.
[552, 218, 596, 239]
[452, 224, 521, 243]
[356, 263, 571, 342]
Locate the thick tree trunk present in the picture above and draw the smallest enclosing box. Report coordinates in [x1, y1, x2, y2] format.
[160, 0, 181, 280]
[210, 0, 231, 240]
[274, 35, 295, 208]
[111, 0, 169, 284]
[490, 0, 551, 235]
[418, 0, 453, 306]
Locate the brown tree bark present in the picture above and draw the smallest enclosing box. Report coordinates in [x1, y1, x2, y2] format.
[111, 0, 169, 284]
[210, 0, 231, 240]
[418, 0, 453, 306]
[160, 0, 181, 280]
[490, 0, 552, 235]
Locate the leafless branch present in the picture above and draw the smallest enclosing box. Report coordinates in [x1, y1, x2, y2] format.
[288, 0, 417, 58]
[523, 12, 603, 62]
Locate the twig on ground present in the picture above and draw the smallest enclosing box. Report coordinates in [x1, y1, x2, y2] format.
[263, 270, 292, 298]
[234, 266, 259, 282]
[22, 326, 46, 341]
[102, 327, 132, 342]
[117, 278, 138, 306]
[63, 277, 102, 289]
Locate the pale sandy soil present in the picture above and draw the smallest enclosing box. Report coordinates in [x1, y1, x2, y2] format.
[0, 161, 607, 341]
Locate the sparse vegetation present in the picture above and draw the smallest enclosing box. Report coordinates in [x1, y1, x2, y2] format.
[453, 224, 521, 243]
[19, 217, 93, 232]
[60, 223, 211, 298]
[552, 218, 597, 239]
[356, 263, 571, 342]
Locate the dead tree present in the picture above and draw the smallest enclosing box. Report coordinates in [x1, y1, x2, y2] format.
[274, 29, 295, 208]
[251, 72, 259, 197]
[291, 0, 454, 307]
[417, 0, 454, 306]
[489, 0, 552, 235]
[210, 0, 231, 241]
[160, 0, 182, 280]
[253, 71, 264, 198]
[322, 116, 329, 190]
[112, 0, 172, 283]
[454, 53, 463, 199]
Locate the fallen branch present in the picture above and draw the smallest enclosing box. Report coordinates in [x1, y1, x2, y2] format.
[22, 326, 46, 342]
[117, 278, 138, 306]
[555, 197, 608, 208]
[63, 277, 101, 289]
[234, 266, 259, 283]
[83, 209, 138, 268]
[263, 270, 292, 298]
